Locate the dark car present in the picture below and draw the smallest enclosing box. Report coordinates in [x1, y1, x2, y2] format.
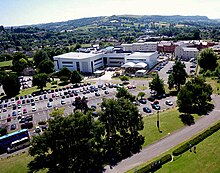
[143, 107, 152, 113]
[91, 105, 97, 109]
[10, 124, 16, 130]
[139, 99, 147, 104]
[21, 122, 33, 129]
[151, 104, 160, 110]
[95, 92, 100, 96]
[104, 90, 109, 94]
[148, 96, 155, 102]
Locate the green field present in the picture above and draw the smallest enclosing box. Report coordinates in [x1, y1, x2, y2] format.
[0, 60, 12, 67]
[0, 58, 33, 68]
[0, 108, 201, 173]
[156, 130, 220, 173]
[140, 108, 200, 147]
[206, 78, 220, 95]
[0, 152, 45, 173]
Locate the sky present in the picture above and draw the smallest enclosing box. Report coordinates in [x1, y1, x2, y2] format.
[0, 0, 220, 26]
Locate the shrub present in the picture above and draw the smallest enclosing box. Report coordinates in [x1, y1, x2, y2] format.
[38, 121, 47, 125]
[173, 122, 220, 156]
[137, 154, 172, 173]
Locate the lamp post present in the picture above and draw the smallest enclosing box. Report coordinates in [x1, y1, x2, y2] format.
[157, 110, 162, 133]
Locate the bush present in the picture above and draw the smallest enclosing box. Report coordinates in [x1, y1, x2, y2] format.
[38, 121, 47, 125]
[137, 154, 172, 173]
[173, 122, 220, 156]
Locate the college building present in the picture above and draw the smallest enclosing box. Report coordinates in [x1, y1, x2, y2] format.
[175, 46, 199, 61]
[53, 51, 158, 73]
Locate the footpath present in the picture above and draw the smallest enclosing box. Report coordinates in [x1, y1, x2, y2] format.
[104, 95, 220, 173]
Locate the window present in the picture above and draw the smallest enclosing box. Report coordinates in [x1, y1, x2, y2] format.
[94, 61, 103, 66]
[94, 58, 102, 62]
[62, 61, 73, 64]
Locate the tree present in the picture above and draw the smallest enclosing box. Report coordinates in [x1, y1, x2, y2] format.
[177, 76, 213, 115]
[29, 111, 105, 173]
[58, 67, 71, 78]
[137, 92, 145, 100]
[49, 108, 65, 117]
[2, 73, 20, 97]
[177, 87, 193, 114]
[12, 52, 29, 73]
[0, 128, 7, 137]
[33, 50, 49, 67]
[149, 74, 165, 96]
[168, 60, 187, 92]
[198, 48, 218, 71]
[38, 59, 54, 74]
[116, 87, 135, 101]
[119, 76, 129, 82]
[32, 73, 48, 91]
[74, 96, 89, 113]
[99, 98, 144, 163]
[70, 70, 82, 84]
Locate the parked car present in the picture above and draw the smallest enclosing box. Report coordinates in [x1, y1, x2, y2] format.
[21, 122, 33, 129]
[12, 111, 17, 116]
[47, 102, 52, 108]
[10, 124, 16, 130]
[23, 108, 27, 114]
[61, 99, 66, 105]
[104, 90, 109, 94]
[139, 98, 147, 104]
[165, 100, 173, 106]
[143, 107, 152, 113]
[151, 104, 160, 110]
[32, 106, 37, 112]
[91, 105, 97, 109]
[95, 92, 100, 96]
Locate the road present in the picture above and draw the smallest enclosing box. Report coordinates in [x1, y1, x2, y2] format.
[104, 94, 220, 173]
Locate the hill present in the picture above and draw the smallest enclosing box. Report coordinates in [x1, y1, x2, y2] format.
[32, 15, 213, 31]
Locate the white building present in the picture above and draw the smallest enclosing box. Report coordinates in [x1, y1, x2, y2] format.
[124, 52, 158, 69]
[121, 42, 158, 52]
[54, 51, 158, 73]
[54, 52, 103, 73]
[175, 46, 199, 61]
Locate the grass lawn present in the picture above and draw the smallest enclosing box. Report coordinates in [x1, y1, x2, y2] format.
[0, 152, 46, 173]
[156, 130, 220, 173]
[0, 58, 33, 68]
[0, 108, 201, 173]
[206, 78, 220, 95]
[140, 108, 200, 147]
[0, 60, 12, 67]
[17, 82, 59, 96]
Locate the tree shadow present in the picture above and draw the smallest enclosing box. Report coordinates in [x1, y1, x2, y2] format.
[192, 103, 214, 115]
[58, 82, 69, 86]
[169, 90, 178, 96]
[179, 114, 195, 126]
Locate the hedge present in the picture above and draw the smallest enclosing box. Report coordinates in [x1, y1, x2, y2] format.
[173, 122, 220, 156]
[137, 154, 172, 173]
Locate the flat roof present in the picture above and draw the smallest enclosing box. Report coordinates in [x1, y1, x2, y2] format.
[127, 52, 157, 57]
[182, 47, 199, 52]
[54, 52, 102, 60]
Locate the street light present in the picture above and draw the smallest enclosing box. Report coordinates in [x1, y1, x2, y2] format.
[157, 110, 162, 133]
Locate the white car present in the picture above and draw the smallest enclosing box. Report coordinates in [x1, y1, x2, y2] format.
[61, 99, 66, 105]
[34, 97, 39, 102]
[17, 110, 22, 116]
[165, 100, 173, 106]
[32, 106, 37, 112]
[47, 102, 52, 108]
